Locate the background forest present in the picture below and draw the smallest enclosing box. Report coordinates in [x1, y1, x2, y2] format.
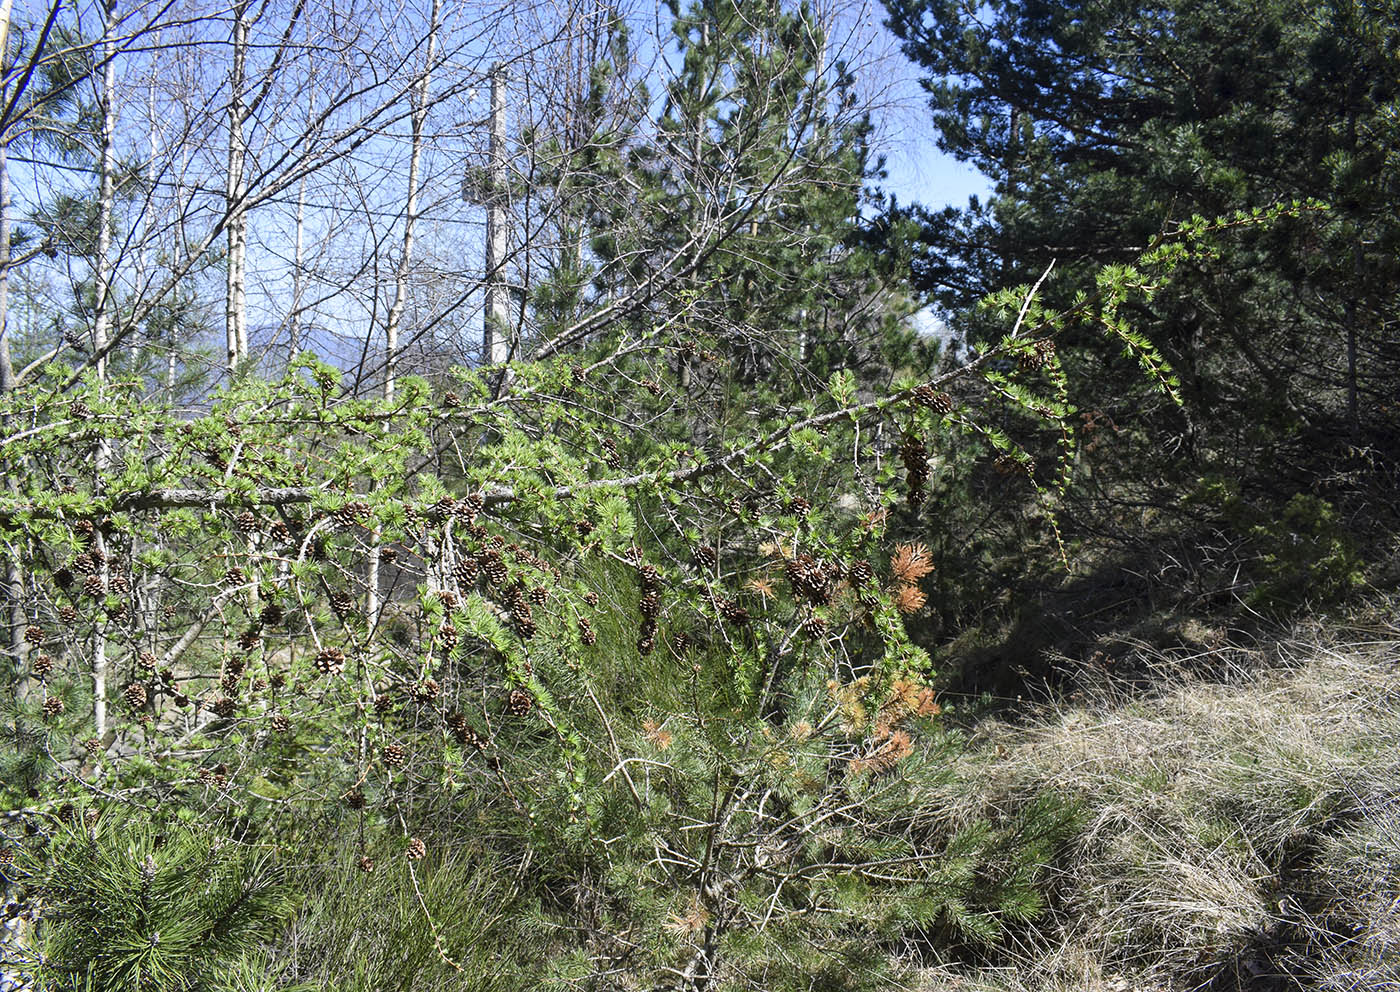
[0, 0, 1396, 990]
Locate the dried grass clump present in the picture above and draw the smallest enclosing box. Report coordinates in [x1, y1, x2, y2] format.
[924, 629, 1400, 991]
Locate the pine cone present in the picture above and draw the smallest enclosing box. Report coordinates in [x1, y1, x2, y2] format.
[315, 648, 346, 676]
[800, 614, 828, 638]
[345, 787, 366, 809]
[331, 501, 371, 529]
[84, 737, 103, 758]
[24, 624, 44, 644]
[714, 597, 751, 627]
[212, 696, 236, 718]
[900, 434, 930, 507]
[786, 553, 834, 605]
[583, 591, 599, 607]
[236, 510, 258, 533]
[42, 696, 64, 719]
[437, 622, 458, 651]
[458, 725, 488, 751]
[529, 585, 549, 606]
[452, 556, 479, 586]
[382, 743, 406, 768]
[412, 679, 440, 704]
[406, 837, 426, 861]
[269, 713, 291, 734]
[848, 559, 874, 585]
[124, 683, 148, 709]
[506, 689, 532, 716]
[31, 654, 54, 678]
[480, 550, 507, 585]
[459, 492, 484, 523]
[358, 854, 375, 874]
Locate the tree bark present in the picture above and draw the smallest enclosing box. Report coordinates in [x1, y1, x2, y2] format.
[225, 0, 249, 375]
[90, 0, 120, 739]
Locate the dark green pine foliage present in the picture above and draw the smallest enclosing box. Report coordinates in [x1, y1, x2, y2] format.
[535, 0, 911, 388]
[25, 810, 298, 992]
[881, 0, 1400, 615]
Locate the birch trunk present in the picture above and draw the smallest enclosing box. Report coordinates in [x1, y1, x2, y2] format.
[369, 0, 441, 623]
[90, 0, 120, 739]
[225, 0, 249, 374]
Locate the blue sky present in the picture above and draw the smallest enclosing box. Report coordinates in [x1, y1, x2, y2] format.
[883, 142, 992, 210]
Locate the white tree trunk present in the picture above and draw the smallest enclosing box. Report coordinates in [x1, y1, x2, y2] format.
[225, 0, 249, 375]
[91, 0, 120, 739]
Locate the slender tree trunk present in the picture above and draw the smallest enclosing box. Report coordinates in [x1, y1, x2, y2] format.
[384, 0, 439, 403]
[2, 91, 26, 717]
[91, 0, 120, 739]
[485, 64, 511, 368]
[370, 0, 440, 622]
[225, 0, 249, 375]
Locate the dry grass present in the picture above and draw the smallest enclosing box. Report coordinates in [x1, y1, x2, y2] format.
[926, 626, 1400, 991]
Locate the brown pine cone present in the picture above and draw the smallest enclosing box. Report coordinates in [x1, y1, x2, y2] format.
[405, 837, 426, 861]
[124, 683, 148, 709]
[315, 648, 346, 676]
[382, 743, 406, 768]
[506, 689, 532, 716]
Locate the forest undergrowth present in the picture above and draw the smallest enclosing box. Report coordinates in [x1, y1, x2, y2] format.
[916, 611, 1400, 992]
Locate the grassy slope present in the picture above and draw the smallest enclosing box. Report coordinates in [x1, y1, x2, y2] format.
[920, 623, 1400, 991]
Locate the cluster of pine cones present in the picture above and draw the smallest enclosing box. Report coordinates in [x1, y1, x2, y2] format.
[900, 434, 929, 507]
[636, 562, 662, 654]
